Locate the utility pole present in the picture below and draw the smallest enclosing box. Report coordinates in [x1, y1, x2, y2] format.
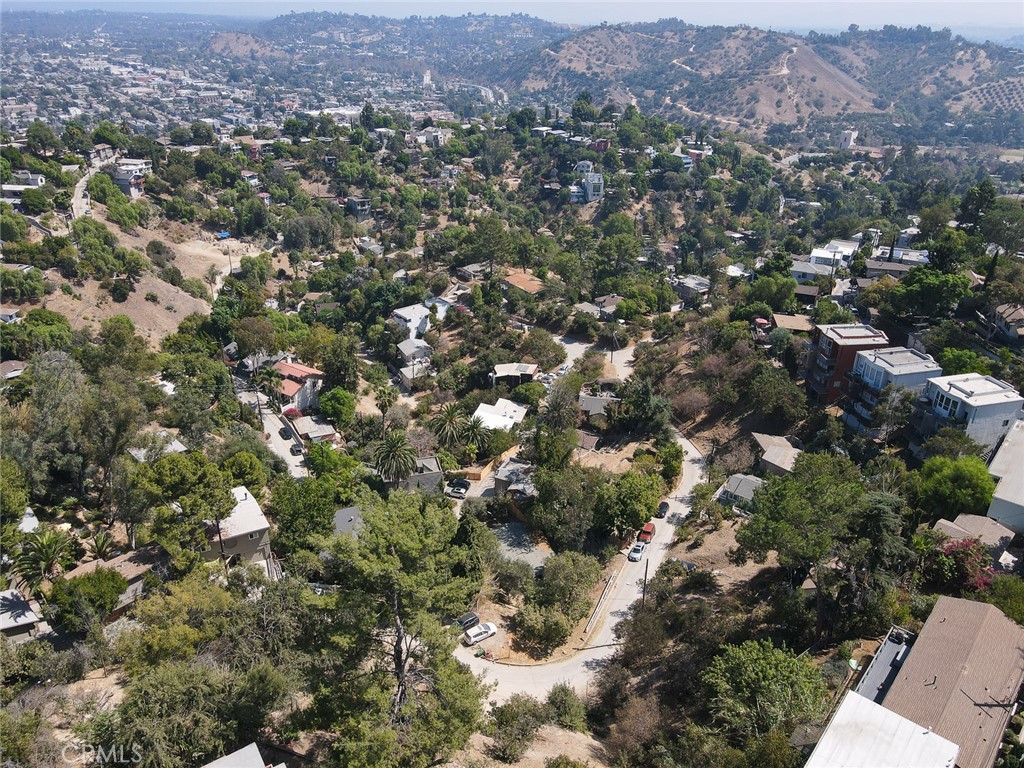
[641, 560, 649, 610]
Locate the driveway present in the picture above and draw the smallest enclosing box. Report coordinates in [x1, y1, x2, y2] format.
[454, 432, 704, 703]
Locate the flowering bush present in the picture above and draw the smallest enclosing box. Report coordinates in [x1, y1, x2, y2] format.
[926, 537, 993, 592]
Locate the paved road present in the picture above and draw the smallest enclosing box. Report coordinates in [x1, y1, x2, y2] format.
[454, 432, 704, 703]
[235, 385, 307, 479]
[70, 155, 107, 220]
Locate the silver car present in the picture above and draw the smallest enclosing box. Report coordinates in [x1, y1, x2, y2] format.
[628, 541, 647, 562]
[463, 622, 498, 645]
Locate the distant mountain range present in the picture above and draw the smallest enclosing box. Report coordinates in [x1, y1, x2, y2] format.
[231, 14, 1024, 143]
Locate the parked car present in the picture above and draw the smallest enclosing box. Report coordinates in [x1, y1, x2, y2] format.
[656, 501, 670, 518]
[289, 443, 303, 456]
[456, 611, 480, 630]
[638, 521, 656, 543]
[446, 478, 471, 499]
[279, 426, 292, 439]
[463, 622, 498, 645]
[628, 541, 647, 562]
[557, 363, 570, 375]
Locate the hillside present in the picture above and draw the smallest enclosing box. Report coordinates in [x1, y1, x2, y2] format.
[482, 20, 1024, 143]
[491, 22, 880, 128]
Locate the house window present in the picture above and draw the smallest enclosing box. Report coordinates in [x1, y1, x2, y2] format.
[248, 532, 260, 540]
[1005, 420, 1011, 427]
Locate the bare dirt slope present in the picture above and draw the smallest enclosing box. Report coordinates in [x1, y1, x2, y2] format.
[448, 726, 610, 768]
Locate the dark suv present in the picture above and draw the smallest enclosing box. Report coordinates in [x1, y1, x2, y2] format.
[456, 611, 480, 630]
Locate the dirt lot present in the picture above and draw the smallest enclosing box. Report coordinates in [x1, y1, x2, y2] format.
[448, 725, 610, 768]
[667, 517, 779, 592]
[577, 440, 649, 473]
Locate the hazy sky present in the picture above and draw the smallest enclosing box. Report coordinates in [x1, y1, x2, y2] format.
[8, 0, 1024, 37]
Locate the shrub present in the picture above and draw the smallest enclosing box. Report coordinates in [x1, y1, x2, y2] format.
[515, 603, 572, 655]
[49, 568, 129, 632]
[489, 693, 550, 762]
[145, 292, 159, 303]
[546, 682, 588, 732]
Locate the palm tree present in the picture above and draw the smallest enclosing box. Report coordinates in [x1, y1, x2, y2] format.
[89, 530, 115, 561]
[429, 402, 467, 449]
[461, 416, 492, 455]
[373, 430, 418, 485]
[17, 528, 74, 590]
[540, 382, 580, 432]
[375, 385, 399, 427]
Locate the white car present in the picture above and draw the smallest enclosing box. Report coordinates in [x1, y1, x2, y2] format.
[628, 541, 648, 562]
[463, 621, 498, 646]
[557, 364, 570, 375]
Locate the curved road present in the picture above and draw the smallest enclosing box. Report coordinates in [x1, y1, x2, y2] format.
[455, 433, 705, 703]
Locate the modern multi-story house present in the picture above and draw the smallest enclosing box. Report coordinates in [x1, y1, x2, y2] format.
[204, 486, 279, 579]
[806, 324, 889, 405]
[908, 373, 1024, 458]
[273, 359, 324, 412]
[842, 347, 942, 435]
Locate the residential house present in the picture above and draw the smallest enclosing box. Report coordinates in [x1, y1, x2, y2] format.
[578, 393, 621, 419]
[715, 474, 764, 509]
[62, 545, 167, 620]
[573, 301, 602, 319]
[842, 347, 941, 435]
[391, 303, 433, 339]
[398, 360, 432, 390]
[804, 690, 960, 768]
[752, 432, 803, 475]
[992, 303, 1024, 345]
[240, 170, 261, 189]
[790, 261, 834, 284]
[10, 170, 45, 187]
[291, 415, 337, 444]
[273, 359, 324, 412]
[205, 487, 278, 579]
[493, 457, 537, 499]
[808, 248, 845, 270]
[473, 398, 528, 431]
[89, 143, 115, 162]
[201, 743, 287, 768]
[909, 373, 1023, 458]
[588, 294, 624, 321]
[864, 260, 913, 279]
[345, 196, 372, 221]
[397, 338, 432, 366]
[397, 456, 444, 494]
[770, 314, 814, 334]
[113, 158, 152, 198]
[932, 514, 1018, 571]
[580, 172, 604, 202]
[456, 262, 489, 281]
[880, 596, 1024, 768]
[806, 324, 890, 405]
[501, 271, 545, 297]
[988, 419, 1024, 532]
[0, 589, 43, 644]
[0, 307, 22, 325]
[672, 274, 712, 302]
[492, 363, 538, 386]
[793, 284, 820, 304]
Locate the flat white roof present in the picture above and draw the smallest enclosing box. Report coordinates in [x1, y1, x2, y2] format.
[0, 589, 40, 632]
[818, 324, 889, 345]
[805, 691, 958, 768]
[927, 373, 1023, 408]
[857, 346, 940, 376]
[990, 419, 1024, 480]
[474, 398, 528, 430]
